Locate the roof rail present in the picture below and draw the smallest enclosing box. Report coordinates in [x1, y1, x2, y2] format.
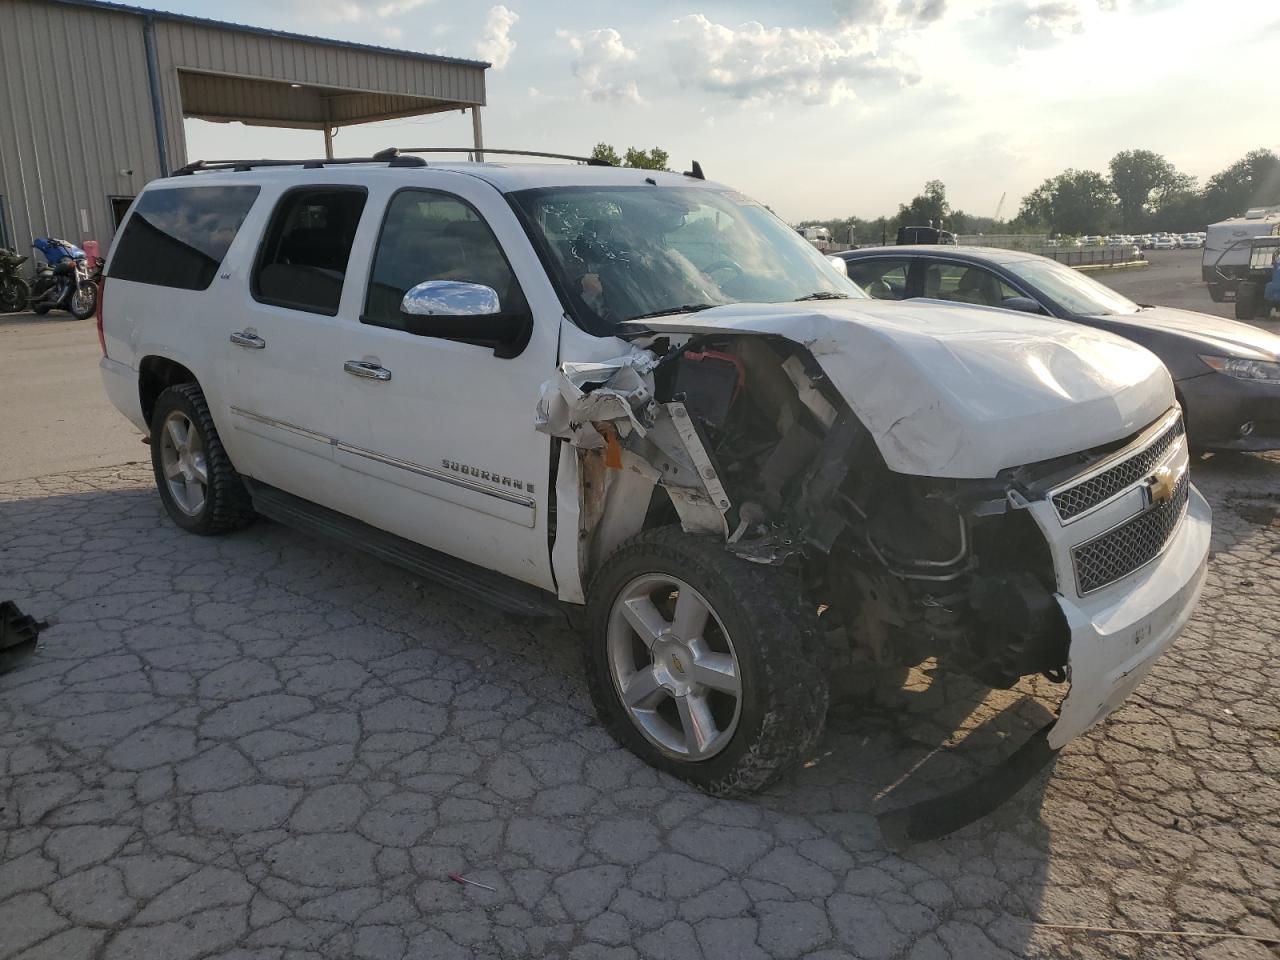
[171, 154, 427, 176]
[387, 147, 615, 166]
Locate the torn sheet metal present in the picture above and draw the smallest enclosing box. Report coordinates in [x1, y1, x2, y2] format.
[535, 352, 658, 450]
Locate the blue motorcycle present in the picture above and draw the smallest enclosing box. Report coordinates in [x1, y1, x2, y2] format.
[29, 237, 98, 319]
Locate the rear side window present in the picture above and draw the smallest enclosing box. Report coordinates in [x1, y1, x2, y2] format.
[109, 186, 260, 291]
[252, 187, 367, 316]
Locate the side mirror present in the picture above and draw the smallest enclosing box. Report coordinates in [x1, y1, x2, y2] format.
[401, 280, 500, 317]
[827, 256, 848, 277]
[399, 279, 526, 345]
[1001, 296, 1043, 314]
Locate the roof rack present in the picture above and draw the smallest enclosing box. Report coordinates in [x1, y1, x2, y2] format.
[384, 147, 614, 166]
[171, 154, 426, 176]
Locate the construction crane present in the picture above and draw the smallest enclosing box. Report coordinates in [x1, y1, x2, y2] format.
[993, 191, 1007, 223]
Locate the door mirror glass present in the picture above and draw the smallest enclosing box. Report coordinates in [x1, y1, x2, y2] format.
[1000, 295, 1043, 314]
[401, 280, 501, 317]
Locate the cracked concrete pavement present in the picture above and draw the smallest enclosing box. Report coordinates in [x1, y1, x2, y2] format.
[1, 453, 1278, 960]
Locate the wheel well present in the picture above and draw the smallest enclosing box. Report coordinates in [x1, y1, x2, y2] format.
[139, 356, 198, 426]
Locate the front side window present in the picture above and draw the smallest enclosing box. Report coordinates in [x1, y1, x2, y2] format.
[363, 189, 527, 334]
[109, 185, 260, 291]
[921, 261, 1021, 307]
[846, 257, 912, 300]
[253, 188, 367, 316]
[509, 185, 863, 334]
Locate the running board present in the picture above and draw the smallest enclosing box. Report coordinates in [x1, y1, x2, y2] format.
[246, 481, 561, 619]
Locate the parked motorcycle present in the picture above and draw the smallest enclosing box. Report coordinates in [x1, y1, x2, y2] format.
[29, 237, 98, 320]
[0, 248, 31, 313]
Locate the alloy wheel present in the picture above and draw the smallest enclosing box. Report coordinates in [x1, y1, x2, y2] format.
[605, 573, 742, 760]
[159, 411, 208, 516]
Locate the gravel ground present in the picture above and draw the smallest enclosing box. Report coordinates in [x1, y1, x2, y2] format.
[1, 451, 1277, 960]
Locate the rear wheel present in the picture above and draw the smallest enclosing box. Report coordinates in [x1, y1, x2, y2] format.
[585, 528, 828, 797]
[150, 383, 254, 535]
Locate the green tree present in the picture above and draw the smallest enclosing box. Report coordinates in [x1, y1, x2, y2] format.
[1202, 148, 1280, 220]
[623, 147, 670, 170]
[1108, 149, 1193, 230]
[897, 180, 951, 227]
[589, 143, 670, 170]
[589, 143, 621, 166]
[1019, 169, 1117, 236]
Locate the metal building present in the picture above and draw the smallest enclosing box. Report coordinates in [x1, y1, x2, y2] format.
[0, 0, 488, 256]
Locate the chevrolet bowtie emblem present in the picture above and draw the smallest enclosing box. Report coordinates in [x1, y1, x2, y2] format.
[1149, 465, 1177, 504]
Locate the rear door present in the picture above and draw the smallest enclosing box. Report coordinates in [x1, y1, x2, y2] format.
[845, 255, 918, 300]
[220, 184, 369, 509]
[324, 175, 562, 590]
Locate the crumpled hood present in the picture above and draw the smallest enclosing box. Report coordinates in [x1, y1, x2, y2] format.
[626, 299, 1173, 478]
[1085, 305, 1280, 362]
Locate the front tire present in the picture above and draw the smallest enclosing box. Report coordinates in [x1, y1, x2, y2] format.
[585, 528, 828, 797]
[150, 383, 254, 535]
[68, 280, 96, 320]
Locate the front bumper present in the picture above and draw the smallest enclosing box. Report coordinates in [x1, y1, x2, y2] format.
[1179, 371, 1280, 452]
[1045, 485, 1210, 748]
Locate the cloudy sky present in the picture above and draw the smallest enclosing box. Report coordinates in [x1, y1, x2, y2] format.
[168, 0, 1279, 222]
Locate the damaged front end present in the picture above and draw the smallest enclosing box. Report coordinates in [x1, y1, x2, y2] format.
[539, 325, 1208, 841]
[538, 332, 1072, 691]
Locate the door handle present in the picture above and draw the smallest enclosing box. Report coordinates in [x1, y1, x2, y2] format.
[344, 360, 392, 381]
[230, 331, 266, 349]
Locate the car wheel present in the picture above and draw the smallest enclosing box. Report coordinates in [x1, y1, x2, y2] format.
[584, 527, 828, 797]
[150, 383, 255, 535]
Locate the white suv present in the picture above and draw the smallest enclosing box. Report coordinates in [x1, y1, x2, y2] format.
[99, 151, 1210, 808]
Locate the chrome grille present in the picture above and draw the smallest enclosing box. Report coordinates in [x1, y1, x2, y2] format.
[1052, 416, 1185, 522]
[1071, 473, 1189, 594]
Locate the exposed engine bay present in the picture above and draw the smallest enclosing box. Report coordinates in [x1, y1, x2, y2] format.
[537, 332, 1073, 691]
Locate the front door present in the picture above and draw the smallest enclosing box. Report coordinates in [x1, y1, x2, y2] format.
[326, 177, 562, 591]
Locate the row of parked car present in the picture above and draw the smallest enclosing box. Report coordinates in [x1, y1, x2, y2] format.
[1067, 232, 1206, 250]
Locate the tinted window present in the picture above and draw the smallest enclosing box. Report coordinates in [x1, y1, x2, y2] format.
[253, 188, 367, 316]
[846, 257, 912, 299]
[364, 189, 526, 332]
[921, 262, 1021, 307]
[109, 186, 259, 290]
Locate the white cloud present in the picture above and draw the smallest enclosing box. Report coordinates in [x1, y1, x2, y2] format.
[476, 5, 518, 69]
[558, 28, 644, 103]
[297, 0, 431, 22]
[667, 14, 919, 107]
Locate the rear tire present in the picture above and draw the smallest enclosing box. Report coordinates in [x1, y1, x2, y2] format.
[1235, 283, 1259, 321]
[149, 383, 255, 535]
[584, 527, 828, 797]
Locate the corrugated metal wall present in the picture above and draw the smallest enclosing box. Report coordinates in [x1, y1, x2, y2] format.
[0, 0, 160, 255]
[0, 0, 487, 264]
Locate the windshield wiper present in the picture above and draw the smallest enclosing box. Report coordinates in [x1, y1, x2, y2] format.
[793, 292, 851, 301]
[627, 303, 721, 322]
